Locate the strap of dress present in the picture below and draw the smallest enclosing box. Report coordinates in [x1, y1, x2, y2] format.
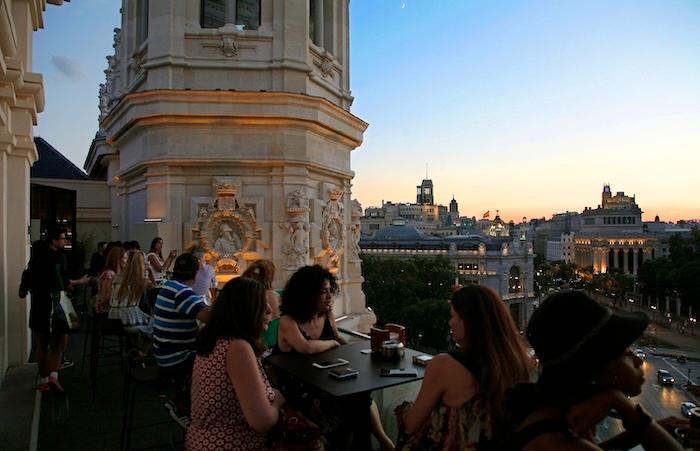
[510, 419, 570, 450]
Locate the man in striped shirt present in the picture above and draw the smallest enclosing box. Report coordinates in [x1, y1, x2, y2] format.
[153, 252, 212, 425]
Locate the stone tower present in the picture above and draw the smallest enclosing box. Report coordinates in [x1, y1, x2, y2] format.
[84, 0, 373, 330]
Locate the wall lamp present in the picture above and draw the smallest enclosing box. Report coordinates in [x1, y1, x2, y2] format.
[144, 218, 163, 223]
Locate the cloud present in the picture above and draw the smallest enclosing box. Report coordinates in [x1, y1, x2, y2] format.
[50, 56, 85, 81]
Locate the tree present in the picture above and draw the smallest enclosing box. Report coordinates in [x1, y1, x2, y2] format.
[361, 254, 457, 348]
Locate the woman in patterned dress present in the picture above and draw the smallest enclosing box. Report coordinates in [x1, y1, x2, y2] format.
[186, 277, 284, 450]
[395, 285, 533, 451]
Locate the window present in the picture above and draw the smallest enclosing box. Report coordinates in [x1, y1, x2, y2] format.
[201, 0, 260, 30]
[137, 0, 149, 45]
[309, 0, 335, 53]
[509, 266, 522, 294]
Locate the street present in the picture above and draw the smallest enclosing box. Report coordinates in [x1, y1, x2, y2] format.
[635, 348, 699, 419]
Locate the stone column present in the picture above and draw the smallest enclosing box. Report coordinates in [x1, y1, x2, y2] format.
[226, 0, 237, 25]
[632, 248, 639, 275]
[622, 249, 629, 274]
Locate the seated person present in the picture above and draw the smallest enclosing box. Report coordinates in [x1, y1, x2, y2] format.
[508, 290, 684, 451]
[396, 285, 532, 450]
[276, 265, 394, 450]
[152, 253, 212, 427]
[186, 277, 284, 450]
[242, 259, 281, 348]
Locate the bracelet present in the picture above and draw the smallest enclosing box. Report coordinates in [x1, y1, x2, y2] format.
[622, 404, 652, 435]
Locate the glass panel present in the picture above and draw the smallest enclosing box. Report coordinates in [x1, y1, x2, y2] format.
[202, 0, 226, 28]
[237, 0, 260, 30]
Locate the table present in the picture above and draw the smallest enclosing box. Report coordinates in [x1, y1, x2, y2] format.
[266, 340, 428, 449]
[265, 340, 427, 398]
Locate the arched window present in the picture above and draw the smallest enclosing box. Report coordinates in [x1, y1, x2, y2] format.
[509, 266, 522, 294]
[201, 0, 260, 30]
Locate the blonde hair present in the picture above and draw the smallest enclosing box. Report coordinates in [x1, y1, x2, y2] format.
[241, 259, 275, 289]
[117, 252, 148, 306]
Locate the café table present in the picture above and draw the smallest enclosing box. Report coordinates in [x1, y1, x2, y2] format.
[265, 340, 428, 447]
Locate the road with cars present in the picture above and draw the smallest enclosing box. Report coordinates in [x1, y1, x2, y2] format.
[634, 347, 699, 419]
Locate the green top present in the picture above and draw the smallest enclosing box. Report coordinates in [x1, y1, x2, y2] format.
[262, 317, 280, 347]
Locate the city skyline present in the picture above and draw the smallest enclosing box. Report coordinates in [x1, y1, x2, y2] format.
[33, 1, 700, 223]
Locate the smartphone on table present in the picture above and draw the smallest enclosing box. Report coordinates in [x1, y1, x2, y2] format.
[312, 358, 349, 369]
[328, 367, 359, 380]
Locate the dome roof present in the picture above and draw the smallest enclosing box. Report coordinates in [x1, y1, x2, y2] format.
[369, 224, 424, 241]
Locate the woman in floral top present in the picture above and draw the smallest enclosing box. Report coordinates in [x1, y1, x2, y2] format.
[396, 285, 533, 451]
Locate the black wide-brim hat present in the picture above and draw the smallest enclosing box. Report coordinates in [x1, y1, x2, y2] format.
[527, 290, 649, 390]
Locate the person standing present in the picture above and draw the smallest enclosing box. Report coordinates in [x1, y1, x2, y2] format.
[152, 253, 212, 427]
[146, 237, 177, 282]
[20, 228, 89, 392]
[188, 245, 217, 302]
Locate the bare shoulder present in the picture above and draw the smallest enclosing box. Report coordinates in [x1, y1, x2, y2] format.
[227, 338, 255, 358]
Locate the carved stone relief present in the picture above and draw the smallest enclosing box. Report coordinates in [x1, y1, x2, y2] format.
[280, 190, 310, 269]
[315, 186, 345, 274]
[348, 199, 362, 262]
[191, 177, 264, 277]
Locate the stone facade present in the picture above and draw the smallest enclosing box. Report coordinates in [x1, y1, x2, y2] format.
[0, 0, 68, 382]
[360, 224, 536, 329]
[84, 0, 374, 330]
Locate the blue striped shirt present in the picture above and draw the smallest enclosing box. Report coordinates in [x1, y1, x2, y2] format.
[152, 279, 206, 367]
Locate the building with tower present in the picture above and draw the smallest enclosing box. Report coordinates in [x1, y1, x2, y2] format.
[568, 185, 660, 274]
[416, 179, 434, 205]
[83, 0, 374, 330]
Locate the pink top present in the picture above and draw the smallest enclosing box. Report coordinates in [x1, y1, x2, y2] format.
[186, 338, 275, 451]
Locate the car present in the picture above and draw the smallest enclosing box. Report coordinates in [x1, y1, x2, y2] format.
[676, 354, 687, 363]
[634, 348, 646, 360]
[681, 402, 697, 418]
[657, 369, 675, 385]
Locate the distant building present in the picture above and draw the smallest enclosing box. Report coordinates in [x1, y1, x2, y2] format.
[359, 222, 536, 329]
[362, 177, 450, 235]
[573, 185, 658, 274]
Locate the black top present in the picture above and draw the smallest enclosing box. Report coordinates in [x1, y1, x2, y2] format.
[299, 315, 335, 341]
[508, 419, 571, 450]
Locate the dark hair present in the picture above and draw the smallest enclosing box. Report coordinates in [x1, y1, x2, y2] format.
[281, 265, 337, 323]
[46, 227, 66, 243]
[450, 285, 531, 430]
[172, 253, 198, 281]
[197, 277, 268, 356]
[149, 237, 163, 258]
[241, 259, 275, 289]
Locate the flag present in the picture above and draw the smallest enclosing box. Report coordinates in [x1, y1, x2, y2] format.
[482, 210, 490, 219]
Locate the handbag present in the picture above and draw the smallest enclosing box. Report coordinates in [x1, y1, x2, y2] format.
[50, 291, 81, 333]
[268, 405, 324, 451]
[50, 265, 80, 333]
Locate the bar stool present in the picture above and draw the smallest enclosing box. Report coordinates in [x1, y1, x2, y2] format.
[120, 361, 184, 451]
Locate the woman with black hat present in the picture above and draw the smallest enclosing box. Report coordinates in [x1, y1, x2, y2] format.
[509, 290, 684, 450]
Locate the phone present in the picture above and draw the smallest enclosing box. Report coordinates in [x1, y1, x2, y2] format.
[328, 367, 359, 380]
[380, 368, 418, 378]
[312, 358, 349, 369]
[412, 354, 433, 367]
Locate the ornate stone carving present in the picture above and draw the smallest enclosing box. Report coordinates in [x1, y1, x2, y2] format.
[221, 36, 239, 57]
[191, 177, 264, 278]
[315, 186, 345, 274]
[281, 191, 310, 269]
[315, 54, 335, 78]
[130, 50, 146, 76]
[348, 199, 362, 262]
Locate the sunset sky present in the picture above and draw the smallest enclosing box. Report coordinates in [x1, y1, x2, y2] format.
[33, 1, 700, 223]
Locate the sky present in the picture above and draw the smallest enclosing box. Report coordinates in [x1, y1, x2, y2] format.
[33, 1, 700, 223]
